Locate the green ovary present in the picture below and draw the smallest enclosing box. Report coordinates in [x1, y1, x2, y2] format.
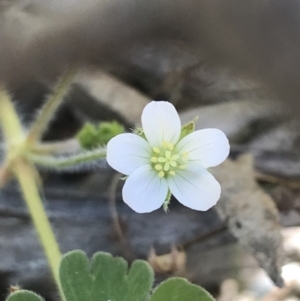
[150, 141, 188, 178]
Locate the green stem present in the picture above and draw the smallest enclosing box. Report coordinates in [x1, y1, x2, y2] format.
[29, 147, 107, 171]
[27, 70, 76, 144]
[14, 159, 65, 301]
[32, 139, 81, 155]
[0, 87, 24, 144]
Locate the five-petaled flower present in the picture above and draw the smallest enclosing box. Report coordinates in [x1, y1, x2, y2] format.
[107, 101, 230, 213]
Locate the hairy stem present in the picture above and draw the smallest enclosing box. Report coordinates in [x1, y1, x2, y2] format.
[0, 87, 24, 144]
[29, 147, 107, 171]
[26, 70, 76, 144]
[14, 159, 65, 300]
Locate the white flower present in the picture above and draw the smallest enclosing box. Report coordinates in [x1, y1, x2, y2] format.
[107, 101, 230, 213]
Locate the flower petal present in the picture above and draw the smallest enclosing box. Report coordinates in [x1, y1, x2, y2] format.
[175, 128, 230, 168]
[141, 101, 181, 147]
[107, 133, 151, 175]
[168, 163, 221, 211]
[123, 165, 168, 213]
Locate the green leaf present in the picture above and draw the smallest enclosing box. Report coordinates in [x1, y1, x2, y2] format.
[97, 121, 124, 144]
[179, 117, 198, 140]
[6, 291, 44, 301]
[150, 278, 216, 301]
[77, 121, 124, 149]
[59, 250, 154, 301]
[76, 123, 98, 149]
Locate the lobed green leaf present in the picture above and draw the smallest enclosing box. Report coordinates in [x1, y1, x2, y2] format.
[59, 250, 154, 301]
[5, 291, 44, 301]
[150, 278, 215, 301]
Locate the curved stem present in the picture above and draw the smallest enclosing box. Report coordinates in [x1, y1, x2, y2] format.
[26, 70, 76, 145]
[13, 159, 65, 301]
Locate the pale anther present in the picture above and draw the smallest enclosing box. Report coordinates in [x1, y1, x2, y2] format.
[153, 147, 160, 154]
[155, 164, 163, 170]
[169, 170, 176, 176]
[162, 141, 168, 148]
[158, 171, 165, 178]
[151, 157, 158, 162]
[167, 144, 174, 151]
[164, 141, 174, 151]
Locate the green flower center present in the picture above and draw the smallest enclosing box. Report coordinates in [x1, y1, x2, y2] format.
[150, 141, 188, 178]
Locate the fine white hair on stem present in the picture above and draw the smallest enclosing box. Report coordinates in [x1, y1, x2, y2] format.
[29, 148, 109, 172]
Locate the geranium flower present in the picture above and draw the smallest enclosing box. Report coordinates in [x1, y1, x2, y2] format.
[107, 101, 230, 213]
